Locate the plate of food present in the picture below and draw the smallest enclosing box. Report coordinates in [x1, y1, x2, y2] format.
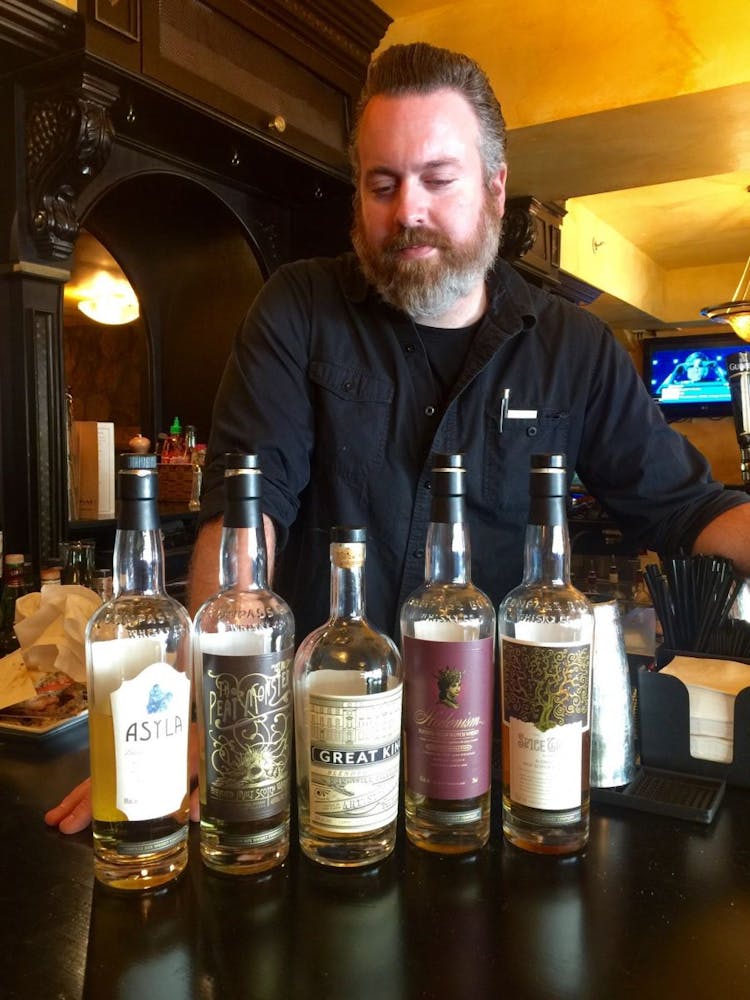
[0, 669, 88, 740]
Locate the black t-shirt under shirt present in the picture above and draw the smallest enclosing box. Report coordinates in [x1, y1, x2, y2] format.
[414, 319, 481, 411]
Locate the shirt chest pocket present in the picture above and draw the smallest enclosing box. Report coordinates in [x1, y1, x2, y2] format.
[309, 360, 394, 488]
[482, 402, 570, 509]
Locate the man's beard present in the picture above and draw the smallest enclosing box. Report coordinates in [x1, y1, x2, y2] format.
[351, 194, 503, 321]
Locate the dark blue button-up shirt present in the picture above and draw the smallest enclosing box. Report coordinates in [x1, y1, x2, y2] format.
[202, 253, 747, 640]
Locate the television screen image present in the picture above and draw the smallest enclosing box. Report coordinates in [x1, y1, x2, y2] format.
[642, 335, 745, 420]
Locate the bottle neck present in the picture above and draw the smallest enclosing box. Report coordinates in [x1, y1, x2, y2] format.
[425, 520, 470, 585]
[220, 526, 268, 591]
[112, 528, 166, 596]
[522, 495, 571, 586]
[113, 496, 165, 596]
[330, 545, 366, 621]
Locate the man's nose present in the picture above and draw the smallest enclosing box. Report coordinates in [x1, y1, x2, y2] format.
[393, 179, 426, 229]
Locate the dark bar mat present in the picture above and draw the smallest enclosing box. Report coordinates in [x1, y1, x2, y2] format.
[591, 766, 725, 824]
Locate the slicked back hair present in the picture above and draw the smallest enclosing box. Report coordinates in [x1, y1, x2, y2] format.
[349, 42, 506, 186]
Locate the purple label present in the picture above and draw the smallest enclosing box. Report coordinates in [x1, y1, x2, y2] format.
[403, 635, 494, 800]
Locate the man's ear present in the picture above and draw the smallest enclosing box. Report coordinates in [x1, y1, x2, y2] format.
[489, 164, 507, 215]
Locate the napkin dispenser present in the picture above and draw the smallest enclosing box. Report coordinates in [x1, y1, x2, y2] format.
[637, 650, 750, 788]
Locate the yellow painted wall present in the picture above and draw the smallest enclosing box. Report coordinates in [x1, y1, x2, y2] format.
[561, 201, 666, 318]
[561, 200, 746, 325]
[379, 0, 750, 130]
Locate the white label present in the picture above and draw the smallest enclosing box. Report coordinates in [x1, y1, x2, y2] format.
[111, 660, 191, 821]
[308, 684, 402, 833]
[501, 634, 590, 812]
[413, 618, 481, 641]
[509, 716, 583, 809]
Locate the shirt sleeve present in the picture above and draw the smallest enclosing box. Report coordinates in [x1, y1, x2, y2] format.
[573, 323, 750, 555]
[200, 263, 315, 548]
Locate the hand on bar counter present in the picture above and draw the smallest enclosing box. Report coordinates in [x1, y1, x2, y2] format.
[45, 722, 201, 833]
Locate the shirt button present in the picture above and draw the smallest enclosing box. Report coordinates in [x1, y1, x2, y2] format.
[343, 381, 353, 392]
[414, 548, 424, 559]
[424, 481, 431, 490]
[424, 405, 436, 416]
[405, 344, 416, 354]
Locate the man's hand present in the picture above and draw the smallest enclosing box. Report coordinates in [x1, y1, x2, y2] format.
[45, 723, 202, 832]
[44, 777, 93, 834]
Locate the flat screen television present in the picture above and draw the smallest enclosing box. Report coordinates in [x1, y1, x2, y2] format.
[641, 332, 746, 421]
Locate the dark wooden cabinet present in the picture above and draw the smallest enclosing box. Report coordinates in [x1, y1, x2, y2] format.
[0, 0, 389, 575]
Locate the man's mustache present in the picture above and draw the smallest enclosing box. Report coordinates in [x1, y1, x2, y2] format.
[383, 227, 451, 255]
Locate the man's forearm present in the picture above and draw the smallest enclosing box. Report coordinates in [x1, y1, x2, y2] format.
[692, 504, 750, 577]
[187, 513, 277, 616]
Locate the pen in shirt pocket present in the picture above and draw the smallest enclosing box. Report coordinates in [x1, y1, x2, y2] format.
[499, 388, 511, 434]
[499, 387, 538, 433]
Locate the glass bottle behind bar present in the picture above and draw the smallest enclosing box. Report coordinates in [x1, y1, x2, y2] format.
[0, 554, 27, 657]
[194, 453, 295, 874]
[86, 453, 192, 890]
[294, 527, 403, 868]
[497, 453, 593, 854]
[400, 453, 495, 854]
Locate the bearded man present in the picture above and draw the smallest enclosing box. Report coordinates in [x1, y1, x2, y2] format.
[188, 38, 749, 638]
[47, 41, 750, 835]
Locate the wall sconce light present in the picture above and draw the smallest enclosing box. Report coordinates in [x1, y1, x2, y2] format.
[77, 271, 139, 326]
[701, 252, 750, 342]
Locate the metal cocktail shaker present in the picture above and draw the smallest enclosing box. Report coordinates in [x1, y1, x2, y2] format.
[590, 598, 636, 788]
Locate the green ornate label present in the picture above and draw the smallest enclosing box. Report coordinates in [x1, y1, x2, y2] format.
[501, 638, 591, 732]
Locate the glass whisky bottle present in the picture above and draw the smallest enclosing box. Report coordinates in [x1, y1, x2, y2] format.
[193, 453, 294, 874]
[294, 527, 403, 868]
[86, 453, 192, 890]
[400, 453, 495, 854]
[498, 453, 594, 855]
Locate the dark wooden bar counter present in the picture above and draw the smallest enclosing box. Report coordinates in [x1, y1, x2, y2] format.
[2, 726, 749, 1000]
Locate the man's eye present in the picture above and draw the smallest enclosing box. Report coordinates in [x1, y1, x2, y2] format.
[370, 184, 395, 198]
[425, 177, 454, 188]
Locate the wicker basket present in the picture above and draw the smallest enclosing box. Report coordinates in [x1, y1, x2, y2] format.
[157, 463, 195, 503]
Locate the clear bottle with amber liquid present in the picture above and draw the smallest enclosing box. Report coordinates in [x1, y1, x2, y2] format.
[400, 454, 495, 854]
[294, 527, 403, 868]
[86, 454, 192, 890]
[498, 453, 594, 854]
[194, 453, 294, 874]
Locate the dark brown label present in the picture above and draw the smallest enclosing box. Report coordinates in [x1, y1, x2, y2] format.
[202, 648, 292, 821]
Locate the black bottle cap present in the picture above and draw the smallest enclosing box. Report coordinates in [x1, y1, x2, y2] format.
[118, 452, 158, 502]
[530, 453, 565, 470]
[431, 452, 466, 497]
[224, 452, 262, 501]
[529, 452, 567, 499]
[225, 453, 260, 471]
[120, 453, 157, 470]
[432, 453, 463, 469]
[330, 526, 366, 544]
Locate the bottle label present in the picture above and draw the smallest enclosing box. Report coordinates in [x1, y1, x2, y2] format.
[501, 637, 591, 810]
[308, 685, 402, 833]
[202, 648, 293, 821]
[110, 660, 191, 821]
[403, 635, 493, 801]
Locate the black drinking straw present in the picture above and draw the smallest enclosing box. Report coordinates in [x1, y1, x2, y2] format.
[648, 554, 744, 656]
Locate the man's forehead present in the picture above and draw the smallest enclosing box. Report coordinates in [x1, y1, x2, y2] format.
[357, 89, 481, 164]
[360, 88, 478, 128]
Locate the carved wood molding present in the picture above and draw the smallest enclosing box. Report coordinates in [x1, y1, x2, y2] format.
[501, 201, 537, 261]
[26, 73, 119, 260]
[0, 0, 82, 72]
[209, 0, 390, 94]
